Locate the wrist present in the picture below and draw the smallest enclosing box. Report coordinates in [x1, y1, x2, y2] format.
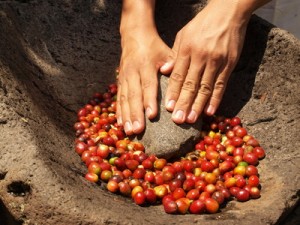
[206, 0, 271, 23]
[120, 21, 157, 39]
[120, 0, 156, 36]
[206, 0, 271, 25]
[234, 0, 272, 13]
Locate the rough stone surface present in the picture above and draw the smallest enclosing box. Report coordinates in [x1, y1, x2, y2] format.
[133, 74, 202, 159]
[0, 1, 299, 225]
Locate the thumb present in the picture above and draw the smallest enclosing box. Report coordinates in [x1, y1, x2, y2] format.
[160, 55, 175, 75]
[160, 31, 181, 75]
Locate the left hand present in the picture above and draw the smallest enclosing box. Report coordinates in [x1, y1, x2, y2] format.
[160, 0, 253, 124]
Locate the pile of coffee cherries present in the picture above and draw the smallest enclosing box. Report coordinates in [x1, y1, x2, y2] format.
[74, 82, 265, 215]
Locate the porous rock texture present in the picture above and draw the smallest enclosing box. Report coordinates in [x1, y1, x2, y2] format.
[133, 74, 203, 159]
[0, 1, 299, 225]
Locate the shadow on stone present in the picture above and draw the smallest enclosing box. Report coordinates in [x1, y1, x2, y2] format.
[0, 199, 22, 225]
[218, 16, 275, 117]
[276, 190, 300, 225]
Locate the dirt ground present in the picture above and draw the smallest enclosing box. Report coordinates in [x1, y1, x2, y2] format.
[0, 1, 299, 225]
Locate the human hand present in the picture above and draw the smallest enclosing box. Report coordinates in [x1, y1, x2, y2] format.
[117, 28, 172, 135]
[160, 0, 254, 124]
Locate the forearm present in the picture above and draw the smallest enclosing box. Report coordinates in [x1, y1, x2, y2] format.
[120, 0, 157, 36]
[207, 0, 272, 11]
[237, 0, 272, 13]
[203, 0, 272, 26]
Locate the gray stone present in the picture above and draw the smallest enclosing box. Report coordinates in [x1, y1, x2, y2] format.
[132, 74, 202, 159]
[0, 1, 299, 225]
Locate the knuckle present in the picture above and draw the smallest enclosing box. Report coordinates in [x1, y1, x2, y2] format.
[214, 79, 226, 91]
[120, 94, 127, 104]
[142, 78, 154, 90]
[182, 79, 198, 94]
[210, 52, 223, 64]
[127, 90, 136, 99]
[198, 49, 208, 57]
[170, 72, 185, 83]
[199, 82, 212, 96]
[120, 93, 127, 102]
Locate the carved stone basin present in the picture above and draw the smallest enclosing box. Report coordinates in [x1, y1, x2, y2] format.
[0, 1, 299, 225]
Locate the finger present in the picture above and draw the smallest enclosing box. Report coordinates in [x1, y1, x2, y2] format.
[204, 65, 232, 116]
[165, 55, 190, 112]
[171, 61, 204, 124]
[119, 74, 133, 135]
[127, 71, 145, 134]
[140, 66, 158, 120]
[160, 31, 181, 75]
[186, 59, 221, 123]
[160, 60, 175, 75]
[116, 78, 122, 126]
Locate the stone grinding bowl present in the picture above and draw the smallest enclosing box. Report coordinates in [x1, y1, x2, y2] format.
[0, 1, 299, 225]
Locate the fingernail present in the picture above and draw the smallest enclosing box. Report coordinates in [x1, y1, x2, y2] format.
[117, 116, 123, 125]
[173, 110, 184, 122]
[187, 110, 197, 123]
[166, 100, 176, 111]
[124, 121, 132, 133]
[133, 121, 141, 132]
[146, 107, 152, 118]
[160, 62, 170, 71]
[207, 105, 215, 115]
